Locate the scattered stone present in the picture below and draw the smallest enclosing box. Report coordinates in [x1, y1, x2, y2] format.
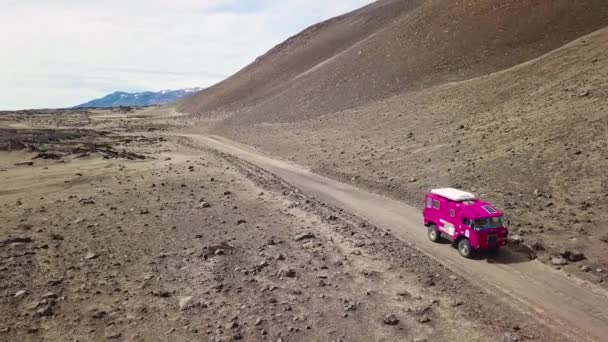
[551, 256, 568, 266]
[85, 252, 99, 260]
[278, 267, 296, 278]
[509, 235, 523, 244]
[35, 304, 53, 317]
[254, 317, 263, 326]
[422, 277, 435, 287]
[42, 291, 57, 299]
[50, 233, 64, 241]
[383, 314, 399, 325]
[567, 251, 585, 262]
[276, 253, 285, 261]
[91, 309, 107, 319]
[450, 299, 464, 307]
[578, 90, 590, 97]
[530, 240, 545, 251]
[214, 249, 225, 256]
[47, 278, 64, 286]
[559, 248, 571, 259]
[179, 296, 194, 310]
[15, 289, 28, 298]
[199, 202, 210, 208]
[1, 236, 33, 245]
[236, 219, 247, 225]
[413, 304, 432, 316]
[418, 316, 431, 324]
[106, 332, 122, 340]
[502, 332, 522, 342]
[294, 232, 316, 242]
[79, 197, 95, 205]
[580, 265, 590, 272]
[153, 290, 170, 298]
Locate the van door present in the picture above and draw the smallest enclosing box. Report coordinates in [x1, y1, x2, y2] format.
[429, 196, 441, 224]
[440, 202, 458, 237]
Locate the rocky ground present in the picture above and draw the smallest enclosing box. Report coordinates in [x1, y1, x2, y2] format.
[0, 109, 562, 341]
[203, 28, 608, 286]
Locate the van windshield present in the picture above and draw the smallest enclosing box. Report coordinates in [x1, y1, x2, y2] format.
[474, 216, 504, 230]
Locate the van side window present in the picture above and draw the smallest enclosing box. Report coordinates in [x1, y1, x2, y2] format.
[432, 200, 440, 209]
[426, 197, 432, 208]
[450, 209, 455, 217]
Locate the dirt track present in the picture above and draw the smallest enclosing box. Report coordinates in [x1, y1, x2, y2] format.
[3, 110, 562, 342]
[182, 133, 608, 342]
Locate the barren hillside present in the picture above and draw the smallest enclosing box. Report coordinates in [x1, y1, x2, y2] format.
[212, 26, 608, 271]
[177, 1, 608, 275]
[178, 0, 608, 123]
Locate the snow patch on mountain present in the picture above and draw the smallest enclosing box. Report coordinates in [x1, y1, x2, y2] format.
[75, 87, 203, 108]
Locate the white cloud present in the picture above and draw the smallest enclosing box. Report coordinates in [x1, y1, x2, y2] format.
[0, 0, 373, 109]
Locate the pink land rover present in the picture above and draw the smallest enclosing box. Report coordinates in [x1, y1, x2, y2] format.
[423, 188, 508, 258]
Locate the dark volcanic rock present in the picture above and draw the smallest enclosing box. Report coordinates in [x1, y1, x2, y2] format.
[383, 314, 399, 325]
[294, 232, 316, 242]
[1, 236, 33, 245]
[567, 251, 585, 262]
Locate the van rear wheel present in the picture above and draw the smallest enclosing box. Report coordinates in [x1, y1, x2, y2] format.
[428, 225, 440, 243]
[458, 239, 473, 258]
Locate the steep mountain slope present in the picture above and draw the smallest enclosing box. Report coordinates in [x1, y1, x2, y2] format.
[76, 88, 201, 108]
[209, 27, 608, 273]
[178, 0, 608, 123]
[176, 1, 608, 271]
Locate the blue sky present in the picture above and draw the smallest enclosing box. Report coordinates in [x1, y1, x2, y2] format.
[0, 0, 373, 109]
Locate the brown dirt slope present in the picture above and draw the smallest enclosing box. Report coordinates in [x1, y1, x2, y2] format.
[211, 27, 608, 277]
[178, 0, 608, 124]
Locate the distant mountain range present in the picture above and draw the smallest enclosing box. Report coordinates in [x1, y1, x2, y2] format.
[75, 88, 202, 108]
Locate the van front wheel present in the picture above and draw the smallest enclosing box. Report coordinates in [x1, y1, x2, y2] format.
[428, 225, 440, 243]
[458, 239, 473, 258]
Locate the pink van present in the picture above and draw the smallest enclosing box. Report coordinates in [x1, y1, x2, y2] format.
[422, 188, 508, 258]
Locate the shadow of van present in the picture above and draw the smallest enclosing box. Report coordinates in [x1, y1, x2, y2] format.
[434, 234, 533, 264]
[475, 244, 535, 265]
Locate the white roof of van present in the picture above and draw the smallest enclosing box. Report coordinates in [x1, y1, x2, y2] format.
[430, 188, 476, 201]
